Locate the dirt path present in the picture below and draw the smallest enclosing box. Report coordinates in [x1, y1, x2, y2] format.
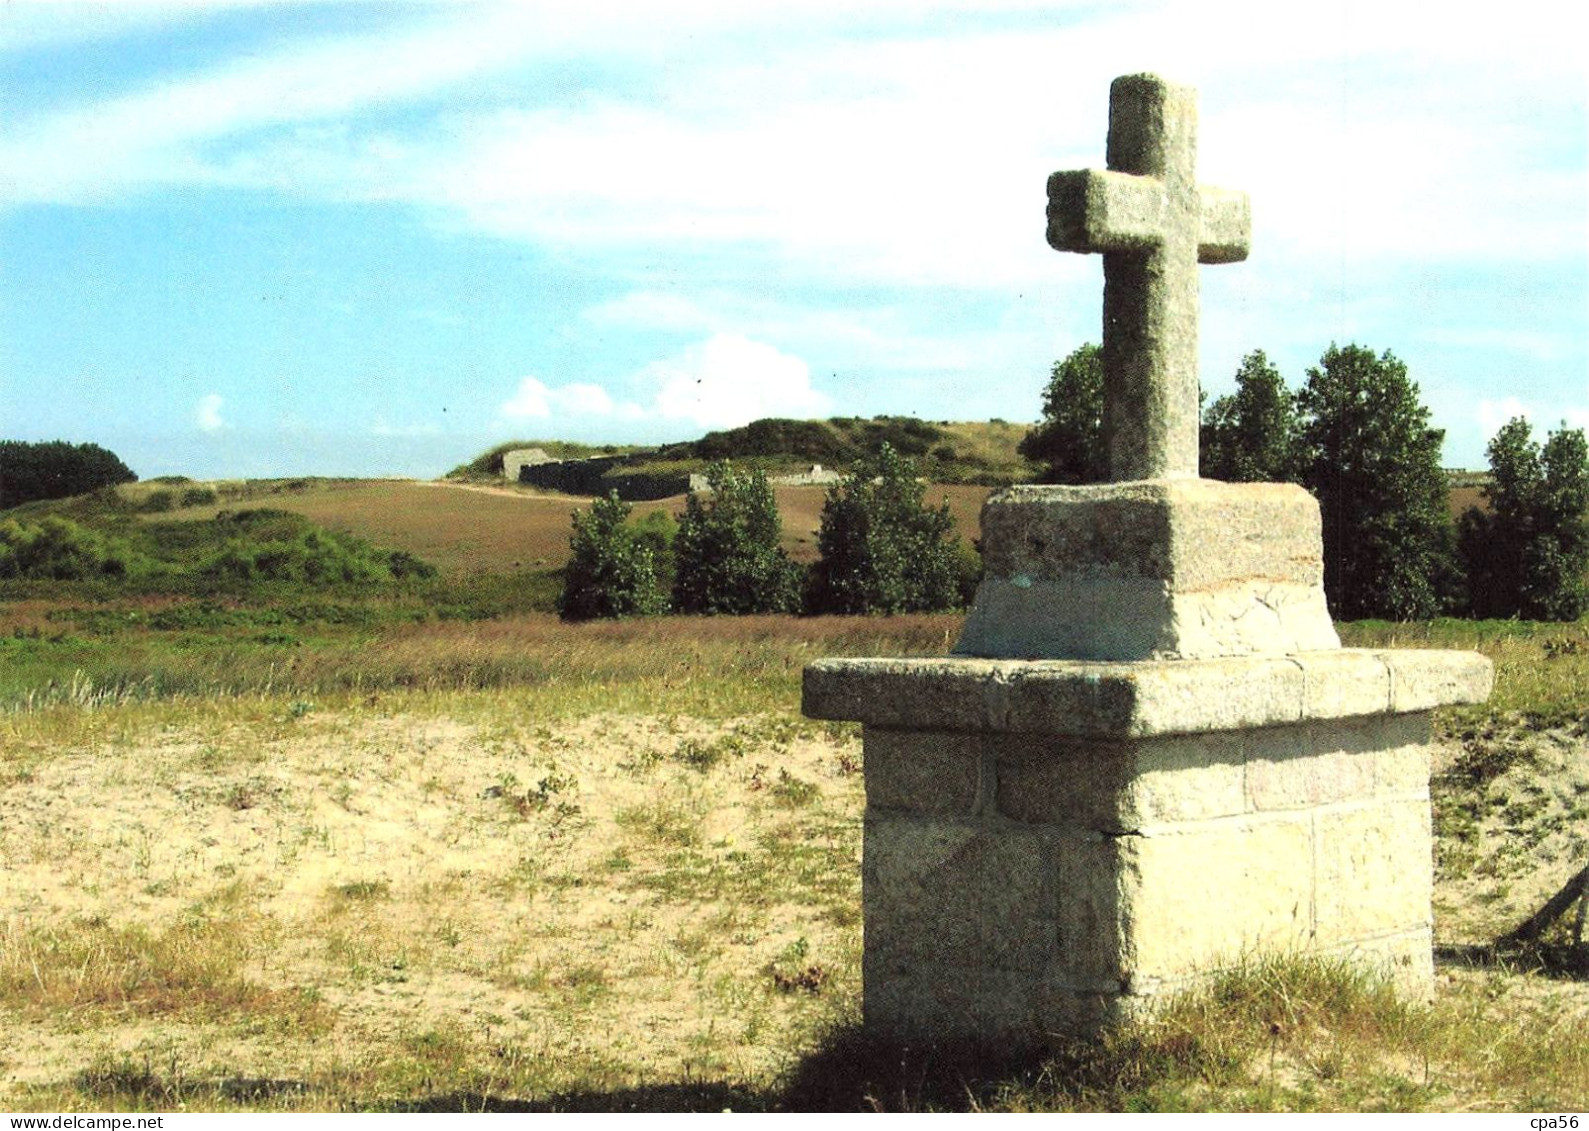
[411, 479, 603, 504]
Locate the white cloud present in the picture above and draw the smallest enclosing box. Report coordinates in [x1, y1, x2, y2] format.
[643, 333, 830, 429]
[196, 393, 226, 433]
[1476, 397, 1589, 440]
[498, 334, 830, 432]
[6, 2, 1581, 282]
[499, 376, 643, 422]
[0, 5, 552, 204]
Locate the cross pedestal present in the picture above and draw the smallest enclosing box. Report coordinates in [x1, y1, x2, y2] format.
[803, 74, 1492, 1044]
[804, 651, 1490, 1040]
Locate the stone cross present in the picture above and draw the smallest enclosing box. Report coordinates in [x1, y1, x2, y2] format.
[1047, 73, 1251, 481]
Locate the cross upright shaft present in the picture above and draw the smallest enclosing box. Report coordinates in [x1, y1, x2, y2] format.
[1047, 74, 1251, 481]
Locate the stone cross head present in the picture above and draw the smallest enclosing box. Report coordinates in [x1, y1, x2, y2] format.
[1047, 74, 1251, 481]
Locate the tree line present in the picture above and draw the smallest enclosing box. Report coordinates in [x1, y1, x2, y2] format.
[567, 341, 1589, 625]
[559, 447, 975, 620]
[0, 440, 137, 509]
[1022, 342, 1589, 622]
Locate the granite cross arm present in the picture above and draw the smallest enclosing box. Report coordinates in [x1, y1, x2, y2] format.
[1046, 73, 1251, 481]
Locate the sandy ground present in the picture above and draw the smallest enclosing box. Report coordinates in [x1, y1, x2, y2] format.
[1432, 725, 1589, 945]
[0, 705, 863, 1102]
[4, 703, 1586, 1106]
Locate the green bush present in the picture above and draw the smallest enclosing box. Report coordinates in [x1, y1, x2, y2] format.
[558, 492, 668, 620]
[1201, 350, 1304, 483]
[672, 462, 802, 615]
[686, 419, 851, 464]
[1297, 344, 1458, 620]
[0, 516, 145, 580]
[186, 510, 436, 586]
[199, 529, 413, 585]
[1019, 344, 1107, 484]
[807, 444, 965, 615]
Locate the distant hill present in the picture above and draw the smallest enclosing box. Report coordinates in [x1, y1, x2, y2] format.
[13, 476, 988, 579]
[455, 416, 1041, 498]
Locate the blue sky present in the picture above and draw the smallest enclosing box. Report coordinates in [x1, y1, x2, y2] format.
[1, 1, 1584, 480]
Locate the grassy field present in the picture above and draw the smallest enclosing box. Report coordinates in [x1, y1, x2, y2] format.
[1, 602, 1587, 1110]
[118, 476, 993, 574]
[122, 478, 597, 579]
[3, 476, 1587, 1111]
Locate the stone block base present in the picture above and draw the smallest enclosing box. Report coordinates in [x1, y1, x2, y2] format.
[804, 651, 1491, 1043]
[955, 480, 1340, 661]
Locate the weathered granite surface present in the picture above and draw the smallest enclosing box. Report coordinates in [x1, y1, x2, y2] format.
[954, 480, 1340, 660]
[818, 669, 1487, 1040]
[804, 71, 1493, 1044]
[804, 650, 1492, 737]
[1047, 73, 1250, 481]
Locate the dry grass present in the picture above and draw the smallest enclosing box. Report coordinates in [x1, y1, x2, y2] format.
[4, 612, 1589, 1110]
[3, 670, 1588, 1110]
[140, 479, 591, 577]
[131, 477, 994, 575]
[0, 696, 865, 1110]
[116, 473, 1494, 583]
[0, 610, 964, 723]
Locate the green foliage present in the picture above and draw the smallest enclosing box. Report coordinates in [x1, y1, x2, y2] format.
[630, 509, 678, 597]
[174, 510, 434, 586]
[558, 492, 668, 621]
[1200, 350, 1304, 483]
[672, 462, 802, 615]
[1460, 418, 1589, 621]
[829, 416, 946, 459]
[0, 505, 438, 594]
[139, 489, 177, 514]
[1019, 344, 1107, 484]
[1297, 344, 1458, 621]
[807, 444, 965, 615]
[0, 440, 137, 509]
[0, 515, 147, 580]
[685, 419, 853, 464]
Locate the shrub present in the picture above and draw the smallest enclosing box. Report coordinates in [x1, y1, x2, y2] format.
[687, 419, 852, 464]
[0, 516, 144, 580]
[807, 444, 965, 615]
[1200, 349, 1304, 483]
[672, 462, 803, 615]
[201, 531, 378, 584]
[558, 492, 668, 620]
[195, 511, 435, 586]
[1019, 344, 1107, 484]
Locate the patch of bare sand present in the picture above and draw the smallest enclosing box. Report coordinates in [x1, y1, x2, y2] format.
[0, 704, 862, 1102]
[1432, 726, 1589, 945]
